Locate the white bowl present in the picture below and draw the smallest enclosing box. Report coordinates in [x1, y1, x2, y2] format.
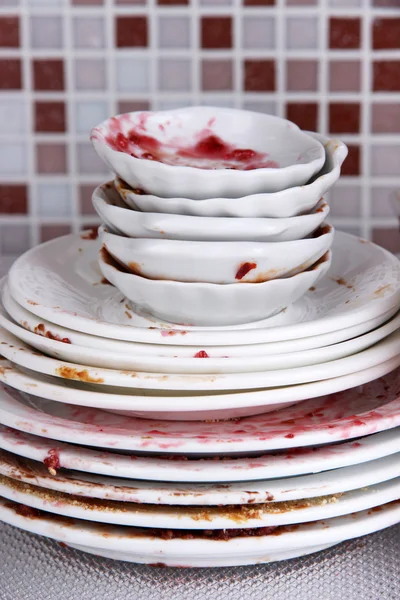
[98, 248, 332, 326]
[90, 107, 325, 198]
[116, 133, 347, 218]
[99, 223, 333, 284]
[93, 182, 330, 243]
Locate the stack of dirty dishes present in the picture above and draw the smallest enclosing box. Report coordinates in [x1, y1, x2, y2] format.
[0, 106, 399, 566]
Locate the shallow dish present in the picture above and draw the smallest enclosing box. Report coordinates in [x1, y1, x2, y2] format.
[99, 224, 334, 285]
[90, 107, 325, 198]
[8, 231, 400, 343]
[93, 182, 330, 242]
[99, 248, 331, 325]
[1, 424, 399, 483]
[0, 496, 399, 566]
[0, 361, 399, 437]
[115, 132, 346, 218]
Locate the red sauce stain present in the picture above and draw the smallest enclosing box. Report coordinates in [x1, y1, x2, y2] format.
[194, 350, 209, 358]
[33, 323, 71, 344]
[58, 542, 68, 548]
[5, 503, 42, 519]
[103, 114, 278, 171]
[161, 330, 187, 337]
[351, 442, 362, 448]
[44, 449, 61, 475]
[284, 433, 295, 439]
[235, 262, 257, 280]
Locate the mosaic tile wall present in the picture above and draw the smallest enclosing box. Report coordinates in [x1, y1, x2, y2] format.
[0, 0, 399, 258]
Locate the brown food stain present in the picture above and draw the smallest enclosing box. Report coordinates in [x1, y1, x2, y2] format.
[56, 366, 104, 384]
[81, 227, 99, 240]
[373, 284, 393, 298]
[331, 277, 355, 290]
[125, 311, 132, 319]
[27, 300, 38, 306]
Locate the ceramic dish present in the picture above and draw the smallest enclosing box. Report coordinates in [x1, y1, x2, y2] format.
[1, 424, 399, 483]
[99, 224, 334, 285]
[7, 231, 400, 344]
[1, 449, 399, 507]
[0, 496, 399, 566]
[0, 367, 399, 452]
[1, 470, 399, 529]
[93, 183, 330, 243]
[4, 279, 398, 359]
[99, 247, 331, 325]
[115, 133, 346, 218]
[2, 299, 398, 375]
[1, 323, 399, 398]
[90, 107, 325, 198]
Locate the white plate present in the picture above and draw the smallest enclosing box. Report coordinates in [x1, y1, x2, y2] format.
[1, 448, 399, 507]
[1, 424, 399, 483]
[1, 469, 399, 529]
[91, 107, 325, 197]
[2, 299, 399, 376]
[114, 132, 346, 218]
[99, 223, 334, 284]
[0, 367, 398, 452]
[0, 495, 399, 567]
[7, 231, 400, 345]
[5, 279, 398, 360]
[94, 183, 330, 242]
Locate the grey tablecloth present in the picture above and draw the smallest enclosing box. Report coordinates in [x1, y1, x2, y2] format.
[0, 257, 399, 598]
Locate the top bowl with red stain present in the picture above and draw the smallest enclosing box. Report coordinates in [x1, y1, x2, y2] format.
[90, 106, 325, 199]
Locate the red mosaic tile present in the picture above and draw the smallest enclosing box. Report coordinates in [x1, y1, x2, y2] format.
[79, 185, 97, 215]
[372, 103, 400, 133]
[373, 61, 400, 92]
[372, 228, 400, 253]
[40, 225, 72, 243]
[201, 17, 232, 49]
[244, 60, 275, 91]
[329, 18, 361, 50]
[329, 60, 361, 92]
[0, 16, 19, 47]
[373, 18, 400, 50]
[244, 0, 275, 5]
[157, 0, 189, 4]
[202, 60, 233, 91]
[33, 59, 64, 91]
[36, 143, 67, 174]
[329, 103, 361, 134]
[35, 102, 66, 133]
[117, 100, 150, 114]
[286, 103, 318, 131]
[0, 59, 22, 89]
[341, 145, 361, 176]
[0, 184, 27, 214]
[286, 60, 318, 91]
[116, 16, 148, 47]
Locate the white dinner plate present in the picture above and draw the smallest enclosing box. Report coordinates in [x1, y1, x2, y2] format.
[7, 231, 400, 345]
[1, 449, 399, 507]
[1, 424, 399, 483]
[0, 368, 398, 452]
[0, 496, 399, 566]
[5, 279, 397, 359]
[1, 470, 399, 529]
[1, 301, 400, 379]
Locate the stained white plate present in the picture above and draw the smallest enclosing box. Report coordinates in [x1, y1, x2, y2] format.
[0, 367, 398, 452]
[1, 468, 399, 529]
[5, 279, 397, 359]
[0, 333, 399, 421]
[0, 495, 399, 566]
[7, 231, 400, 345]
[1, 303, 399, 377]
[1, 448, 399, 507]
[1, 424, 399, 483]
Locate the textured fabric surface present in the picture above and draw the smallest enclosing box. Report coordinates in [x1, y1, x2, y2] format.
[0, 522, 399, 600]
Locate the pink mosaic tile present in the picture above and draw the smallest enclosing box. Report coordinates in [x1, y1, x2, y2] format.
[286, 60, 318, 92]
[372, 103, 400, 134]
[329, 60, 361, 92]
[36, 144, 67, 174]
[202, 60, 233, 91]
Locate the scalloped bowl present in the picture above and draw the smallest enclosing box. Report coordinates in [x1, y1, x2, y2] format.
[91, 107, 325, 198]
[116, 133, 347, 218]
[93, 182, 330, 242]
[98, 249, 332, 326]
[99, 223, 334, 285]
